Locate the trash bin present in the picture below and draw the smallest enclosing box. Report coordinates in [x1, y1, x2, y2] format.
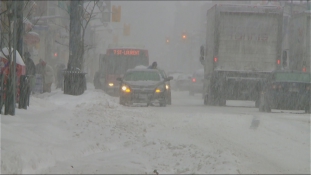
[63, 70, 87, 95]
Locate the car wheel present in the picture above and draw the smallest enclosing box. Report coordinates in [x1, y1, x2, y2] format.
[119, 97, 125, 105]
[160, 99, 166, 107]
[167, 96, 172, 105]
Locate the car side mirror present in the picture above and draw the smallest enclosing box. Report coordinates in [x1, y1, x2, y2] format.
[165, 76, 173, 81]
[116, 77, 122, 81]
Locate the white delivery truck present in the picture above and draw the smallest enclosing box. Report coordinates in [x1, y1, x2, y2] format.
[200, 4, 284, 106]
[288, 11, 310, 73]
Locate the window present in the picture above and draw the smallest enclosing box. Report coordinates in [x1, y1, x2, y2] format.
[124, 71, 161, 81]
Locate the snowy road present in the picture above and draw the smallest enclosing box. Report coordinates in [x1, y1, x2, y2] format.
[1, 86, 310, 174]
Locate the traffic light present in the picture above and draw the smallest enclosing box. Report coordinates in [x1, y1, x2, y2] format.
[166, 37, 170, 44]
[111, 5, 121, 22]
[182, 32, 187, 40]
[53, 52, 58, 57]
[123, 23, 130, 36]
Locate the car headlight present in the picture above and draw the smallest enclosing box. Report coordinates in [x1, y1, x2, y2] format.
[165, 85, 169, 90]
[108, 83, 114, 87]
[155, 88, 161, 93]
[155, 85, 165, 93]
[121, 85, 131, 93]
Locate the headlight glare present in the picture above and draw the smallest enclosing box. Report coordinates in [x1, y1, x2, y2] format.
[109, 83, 114, 87]
[122, 86, 127, 91]
[165, 85, 169, 90]
[122, 85, 131, 92]
[155, 88, 161, 93]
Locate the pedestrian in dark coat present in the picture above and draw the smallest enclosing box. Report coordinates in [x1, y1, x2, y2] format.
[148, 61, 158, 69]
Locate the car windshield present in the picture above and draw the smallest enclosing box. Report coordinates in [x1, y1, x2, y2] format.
[123, 71, 161, 81]
[158, 69, 167, 79]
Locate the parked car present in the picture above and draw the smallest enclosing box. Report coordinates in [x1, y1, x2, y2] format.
[174, 73, 192, 91]
[117, 68, 173, 107]
[189, 69, 204, 96]
[259, 71, 311, 113]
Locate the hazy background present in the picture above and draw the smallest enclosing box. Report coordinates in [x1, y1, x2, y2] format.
[109, 1, 207, 73]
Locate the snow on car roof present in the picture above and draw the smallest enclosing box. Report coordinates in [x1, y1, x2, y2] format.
[134, 65, 148, 69]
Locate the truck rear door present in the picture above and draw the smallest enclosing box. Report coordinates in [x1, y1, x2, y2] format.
[216, 7, 282, 72]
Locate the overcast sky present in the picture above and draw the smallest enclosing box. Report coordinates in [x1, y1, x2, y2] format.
[111, 1, 176, 64]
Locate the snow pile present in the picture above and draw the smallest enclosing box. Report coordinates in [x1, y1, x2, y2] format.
[3, 86, 308, 174]
[1, 86, 240, 174]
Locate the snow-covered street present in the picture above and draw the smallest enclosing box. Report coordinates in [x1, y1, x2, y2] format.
[1, 85, 310, 174]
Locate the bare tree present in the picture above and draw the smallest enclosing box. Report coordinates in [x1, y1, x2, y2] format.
[0, 1, 44, 115]
[53, 0, 99, 70]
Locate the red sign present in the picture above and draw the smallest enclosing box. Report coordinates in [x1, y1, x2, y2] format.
[111, 49, 140, 56]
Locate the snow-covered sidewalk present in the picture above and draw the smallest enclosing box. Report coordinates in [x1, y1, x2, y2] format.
[1, 86, 310, 174]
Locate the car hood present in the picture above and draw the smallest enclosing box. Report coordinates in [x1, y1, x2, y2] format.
[125, 81, 164, 89]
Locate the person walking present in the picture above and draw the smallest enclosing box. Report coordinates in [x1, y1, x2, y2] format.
[24, 52, 36, 92]
[42, 61, 54, 93]
[56, 63, 65, 90]
[148, 61, 158, 69]
[36, 59, 54, 93]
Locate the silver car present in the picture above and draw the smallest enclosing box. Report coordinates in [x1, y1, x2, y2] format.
[189, 69, 204, 96]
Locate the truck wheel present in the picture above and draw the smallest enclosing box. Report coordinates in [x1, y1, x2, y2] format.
[255, 100, 260, 108]
[259, 104, 264, 112]
[219, 98, 226, 106]
[265, 105, 271, 112]
[189, 91, 194, 96]
[204, 95, 208, 105]
[263, 98, 271, 112]
[259, 94, 270, 112]
[305, 105, 310, 114]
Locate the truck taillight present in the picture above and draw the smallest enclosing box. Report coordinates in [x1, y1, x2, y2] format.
[192, 78, 196, 82]
[302, 67, 306, 72]
[277, 59, 281, 65]
[214, 57, 218, 63]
